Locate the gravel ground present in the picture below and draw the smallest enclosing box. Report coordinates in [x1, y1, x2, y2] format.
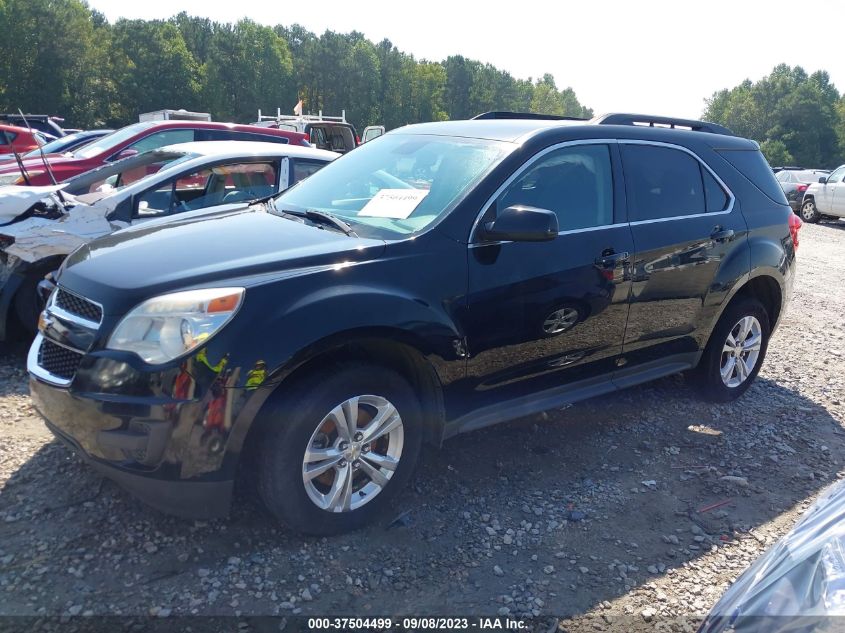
[1, 221, 844, 631]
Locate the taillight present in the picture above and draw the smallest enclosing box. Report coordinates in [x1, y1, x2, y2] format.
[788, 213, 802, 251]
[797, 184, 808, 193]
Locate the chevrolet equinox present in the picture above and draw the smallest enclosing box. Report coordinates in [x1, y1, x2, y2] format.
[28, 113, 799, 534]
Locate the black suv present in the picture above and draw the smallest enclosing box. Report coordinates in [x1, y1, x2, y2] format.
[28, 113, 798, 534]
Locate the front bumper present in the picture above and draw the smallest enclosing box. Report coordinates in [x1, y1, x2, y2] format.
[41, 407, 233, 519]
[28, 337, 237, 519]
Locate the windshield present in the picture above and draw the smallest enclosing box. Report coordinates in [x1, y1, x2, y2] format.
[273, 134, 511, 237]
[23, 132, 89, 158]
[63, 150, 193, 196]
[73, 122, 157, 159]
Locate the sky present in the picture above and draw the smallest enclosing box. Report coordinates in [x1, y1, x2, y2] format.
[87, 0, 845, 119]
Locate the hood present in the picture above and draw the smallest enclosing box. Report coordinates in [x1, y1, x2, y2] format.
[0, 184, 65, 223]
[59, 208, 386, 315]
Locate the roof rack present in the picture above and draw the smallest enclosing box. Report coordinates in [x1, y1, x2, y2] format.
[592, 113, 734, 136]
[257, 108, 347, 124]
[472, 111, 588, 121]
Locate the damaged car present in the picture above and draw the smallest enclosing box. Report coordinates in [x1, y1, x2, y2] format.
[0, 141, 335, 338]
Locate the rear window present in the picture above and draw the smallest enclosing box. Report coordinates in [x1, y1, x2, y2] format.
[717, 149, 788, 205]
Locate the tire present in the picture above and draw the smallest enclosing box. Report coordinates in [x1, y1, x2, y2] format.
[257, 363, 422, 535]
[801, 199, 820, 223]
[693, 298, 770, 403]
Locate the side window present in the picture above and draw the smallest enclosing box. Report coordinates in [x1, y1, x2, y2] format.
[232, 131, 289, 144]
[310, 127, 329, 150]
[127, 129, 195, 154]
[775, 171, 789, 183]
[621, 144, 706, 221]
[827, 167, 845, 183]
[291, 159, 327, 185]
[135, 162, 279, 218]
[702, 167, 729, 212]
[496, 144, 614, 231]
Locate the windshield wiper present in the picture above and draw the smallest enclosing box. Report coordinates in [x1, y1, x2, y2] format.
[277, 207, 358, 237]
[304, 209, 357, 236]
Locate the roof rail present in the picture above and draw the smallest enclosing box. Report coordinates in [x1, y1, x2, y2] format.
[592, 113, 734, 136]
[472, 111, 588, 121]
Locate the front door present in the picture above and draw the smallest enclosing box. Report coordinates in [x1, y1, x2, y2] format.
[819, 165, 845, 214]
[461, 142, 634, 412]
[618, 141, 748, 368]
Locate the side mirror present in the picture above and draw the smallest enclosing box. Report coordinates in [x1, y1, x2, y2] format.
[819, 176, 828, 184]
[483, 205, 559, 242]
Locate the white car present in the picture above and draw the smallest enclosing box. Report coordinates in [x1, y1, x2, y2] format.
[800, 164, 845, 223]
[0, 140, 336, 338]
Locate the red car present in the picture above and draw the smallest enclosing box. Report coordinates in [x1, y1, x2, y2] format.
[0, 124, 49, 157]
[0, 121, 309, 186]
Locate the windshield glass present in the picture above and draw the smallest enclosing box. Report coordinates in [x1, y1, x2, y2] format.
[23, 132, 88, 158]
[73, 122, 157, 159]
[63, 150, 193, 196]
[273, 134, 511, 237]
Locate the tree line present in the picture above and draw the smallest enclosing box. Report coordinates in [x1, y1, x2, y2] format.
[704, 64, 845, 168]
[0, 0, 592, 133]
[2, 1, 843, 169]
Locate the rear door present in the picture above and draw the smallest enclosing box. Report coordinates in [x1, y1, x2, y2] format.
[619, 141, 747, 369]
[462, 141, 634, 409]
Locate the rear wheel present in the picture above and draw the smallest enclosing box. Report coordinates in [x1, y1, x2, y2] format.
[257, 364, 422, 535]
[694, 298, 770, 402]
[801, 199, 820, 223]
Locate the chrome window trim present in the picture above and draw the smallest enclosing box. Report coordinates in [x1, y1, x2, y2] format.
[27, 333, 73, 387]
[619, 139, 735, 225]
[469, 138, 738, 242]
[469, 139, 619, 244]
[51, 286, 104, 327]
[468, 223, 631, 248]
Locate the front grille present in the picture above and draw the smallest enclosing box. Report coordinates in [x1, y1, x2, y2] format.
[55, 288, 102, 323]
[37, 338, 83, 381]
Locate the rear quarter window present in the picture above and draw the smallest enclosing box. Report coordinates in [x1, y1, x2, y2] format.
[717, 149, 788, 205]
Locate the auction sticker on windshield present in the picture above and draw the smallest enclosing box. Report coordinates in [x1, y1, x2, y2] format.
[358, 188, 428, 219]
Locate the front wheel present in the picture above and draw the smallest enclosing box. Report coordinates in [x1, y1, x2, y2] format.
[257, 364, 422, 535]
[801, 199, 820, 223]
[693, 298, 770, 402]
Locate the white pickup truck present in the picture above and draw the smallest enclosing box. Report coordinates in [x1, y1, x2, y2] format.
[801, 164, 845, 222]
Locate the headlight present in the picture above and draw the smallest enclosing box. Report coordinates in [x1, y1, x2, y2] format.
[107, 287, 244, 364]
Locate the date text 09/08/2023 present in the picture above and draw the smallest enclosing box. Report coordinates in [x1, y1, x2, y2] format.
[307, 617, 528, 630]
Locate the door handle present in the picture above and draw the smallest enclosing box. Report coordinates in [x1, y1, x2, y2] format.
[595, 250, 630, 267]
[710, 227, 735, 243]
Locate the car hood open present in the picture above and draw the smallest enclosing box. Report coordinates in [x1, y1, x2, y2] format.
[59, 207, 386, 315]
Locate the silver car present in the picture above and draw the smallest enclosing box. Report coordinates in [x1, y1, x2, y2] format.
[0, 140, 336, 338]
[800, 164, 845, 223]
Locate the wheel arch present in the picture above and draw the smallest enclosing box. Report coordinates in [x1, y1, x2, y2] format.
[231, 328, 448, 477]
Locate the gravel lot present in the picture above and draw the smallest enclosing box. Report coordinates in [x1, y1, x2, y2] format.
[1, 221, 844, 631]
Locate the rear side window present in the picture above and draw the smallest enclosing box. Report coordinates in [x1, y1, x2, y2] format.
[0, 131, 17, 143]
[703, 168, 729, 212]
[621, 144, 705, 220]
[291, 159, 327, 185]
[717, 149, 788, 205]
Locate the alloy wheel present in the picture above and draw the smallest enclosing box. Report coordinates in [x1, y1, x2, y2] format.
[720, 316, 762, 388]
[801, 201, 817, 221]
[301, 394, 404, 512]
[542, 307, 580, 335]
